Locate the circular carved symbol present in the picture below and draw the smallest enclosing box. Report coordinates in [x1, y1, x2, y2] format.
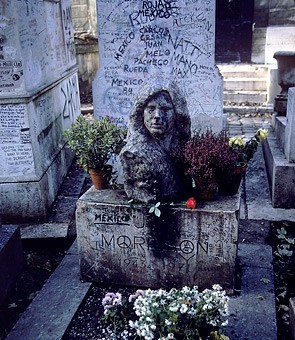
[117, 235, 131, 248]
[180, 240, 194, 254]
[12, 74, 20, 81]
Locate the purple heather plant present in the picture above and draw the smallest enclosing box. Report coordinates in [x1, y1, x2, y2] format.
[181, 129, 241, 183]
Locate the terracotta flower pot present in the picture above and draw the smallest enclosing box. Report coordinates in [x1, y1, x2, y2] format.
[89, 166, 112, 189]
[194, 177, 218, 201]
[217, 162, 247, 196]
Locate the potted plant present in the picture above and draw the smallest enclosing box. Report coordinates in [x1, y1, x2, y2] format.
[217, 128, 268, 195]
[64, 115, 127, 189]
[215, 131, 244, 196]
[229, 128, 268, 163]
[180, 129, 225, 201]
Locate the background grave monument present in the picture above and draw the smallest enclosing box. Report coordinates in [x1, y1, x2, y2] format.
[264, 86, 295, 208]
[93, 0, 224, 132]
[0, 225, 23, 305]
[0, 0, 80, 222]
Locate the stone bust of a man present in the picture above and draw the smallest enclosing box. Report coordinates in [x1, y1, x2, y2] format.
[120, 80, 191, 203]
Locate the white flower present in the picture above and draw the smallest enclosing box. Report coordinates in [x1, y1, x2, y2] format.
[167, 333, 175, 339]
[169, 305, 179, 312]
[165, 319, 172, 326]
[180, 304, 188, 313]
[212, 284, 222, 291]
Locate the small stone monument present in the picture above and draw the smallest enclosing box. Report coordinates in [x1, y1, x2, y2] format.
[273, 51, 295, 116]
[120, 79, 191, 203]
[76, 0, 239, 291]
[76, 189, 239, 291]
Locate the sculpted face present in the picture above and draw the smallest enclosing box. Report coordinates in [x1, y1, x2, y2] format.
[143, 91, 175, 139]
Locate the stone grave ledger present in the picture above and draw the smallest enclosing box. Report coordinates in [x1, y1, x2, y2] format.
[0, 0, 80, 221]
[76, 189, 239, 291]
[93, 0, 223, 132]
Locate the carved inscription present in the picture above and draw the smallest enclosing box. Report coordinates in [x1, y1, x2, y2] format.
[94, 0, 223, 129]
[0, 104, 34, 176]
[86, 206, 236, 281]
[61, 0, 76, 63]
[0, 2, 23, 92]
[77, 191, 238, 289]
[61, 74, 80, 122]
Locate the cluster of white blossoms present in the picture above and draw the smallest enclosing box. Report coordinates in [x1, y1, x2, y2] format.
[129, 285, 229, 340]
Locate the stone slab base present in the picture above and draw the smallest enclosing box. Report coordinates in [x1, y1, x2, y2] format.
[0, 147, 74, 223]
[0, 226, 23, 305]
[263, 135, 295, 208]
[76, 188, 240, 291]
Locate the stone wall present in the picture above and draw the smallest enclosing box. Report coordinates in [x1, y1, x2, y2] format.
[252, 0, 295, 64]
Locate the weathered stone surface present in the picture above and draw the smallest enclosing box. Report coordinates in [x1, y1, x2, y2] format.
[76, 188, 239, 291]
[120, 80, 191, 203]
[263, 134, 295, 208]
[0, 0, 76, 96]
[285, 87, 295, 162]
[0, 0, 80, 221]
[265, 27, 295, 64]
[93, 0, 223, 132]
[0, 226, 23, 305]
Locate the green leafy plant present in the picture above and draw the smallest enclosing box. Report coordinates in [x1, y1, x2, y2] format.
[64, 115, 127, 172]
[148, 202, 161, 217]
[102, 285, 229, 340]
[272, 223, 295, 338]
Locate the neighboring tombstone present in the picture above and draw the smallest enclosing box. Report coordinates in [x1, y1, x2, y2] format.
[0, 226, 24, 305]
[120, 79, 191, 203]
[0, 0, 80, 222]
[284, 87, 295, 162]
[93, 0, 223, 132]
[273, 51, 295, 116]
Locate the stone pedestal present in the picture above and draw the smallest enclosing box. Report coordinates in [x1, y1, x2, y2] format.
[0, 0, 80, 222]
[0, 226, 23, 305]
[76, 188, 239, 291]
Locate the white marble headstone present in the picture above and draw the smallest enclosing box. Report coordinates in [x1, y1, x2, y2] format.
[93, 0, 223, 131]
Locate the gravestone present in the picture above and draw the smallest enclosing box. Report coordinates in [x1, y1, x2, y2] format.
[0, 226, 23, 305]
[76, 189, 239, 291]
[93, 0, 223, 132]
[263, 86, 295, 208]
[0, 0, 80, 222]
[285, 87, 295, 162]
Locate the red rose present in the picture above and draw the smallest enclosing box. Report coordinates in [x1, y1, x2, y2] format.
[186, 197, 196, 209]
